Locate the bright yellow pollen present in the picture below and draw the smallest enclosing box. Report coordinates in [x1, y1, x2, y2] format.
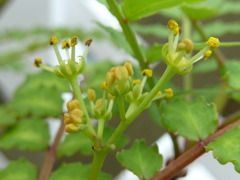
[62, 40, 70, 49]
[34, 58, 42, 68]
[204, 50, 212, 60]
[49, 36, 58, 45]
[167, 19, 180, 35]
[157, 91, 162, 96]
[133, 79, 141, 85]
[142, 69, 153, 77]
[165, 88, 174, 98]
[70, 36, 78, 47]
[206, 37, 220, 48]
[101, 82, 107, 90]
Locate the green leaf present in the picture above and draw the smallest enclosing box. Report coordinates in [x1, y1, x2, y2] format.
[0, 106, 16, 127]
[97, 0, 108, 8]
[205, 126, 240, 172]
[219, 1, 240, 15]
[117, 139, 162, 179]
[122, 0, 183, 21]
[9, 71, 69, 117]
[133, 24, 168, 39]
[160, 97, 218, 141]
[57, 132, 93, 157]
[97, 23, 133, 55]
[0, 119, 49, 150]
[49, 162, 111, 180]
[57, 126, 129, 157]
[221, 61, 240, 89]
[122, 0, 205, 21]
[145, 43, 163, 63]
[0, 158, 37, 180]
[192, 59, 217, 74]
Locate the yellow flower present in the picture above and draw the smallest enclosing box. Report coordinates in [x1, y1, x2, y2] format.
[142, 69, 153, 77]
[206, 37, 220, 49]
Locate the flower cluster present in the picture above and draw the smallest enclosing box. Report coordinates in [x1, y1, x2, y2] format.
[64, 100, 85, 133]
[34, 36, 92, 79]
[162, 19, 220, 75]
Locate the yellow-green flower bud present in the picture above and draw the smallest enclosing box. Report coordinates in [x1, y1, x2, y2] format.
[115, 66, 129, 81]
[66, 99, 80, 111]
[124, 61, 134, 76]
[65, 123, 80, 133]
[87, 89, 96, 101]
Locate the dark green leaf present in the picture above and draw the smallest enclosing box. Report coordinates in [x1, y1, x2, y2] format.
[205, 126, 240, 172]
[49, 162, 111, 180]
[0, 119, 49, 150]
[117, 139, 162, 179]
[0, 158, 37, 180]
[0, 106, 16, 127]
[221, 61, 240, 90]
[57, 132, 93, 157]
[160, 97, 218, 141]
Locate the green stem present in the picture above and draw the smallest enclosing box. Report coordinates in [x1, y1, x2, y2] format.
[88, 151, 108, 180]
[117, 96, 126, 121]
[68, 77, 96, 136]
[97, 119, 105, 139]
[127, 66, 175, 123]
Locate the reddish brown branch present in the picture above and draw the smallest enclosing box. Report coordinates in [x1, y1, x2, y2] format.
[38, 118, 65, 180]
[151, 119, 240, 180]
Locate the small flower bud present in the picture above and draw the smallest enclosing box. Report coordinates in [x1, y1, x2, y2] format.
[106, 71, 115, 86]
[182, 39, 194, 54]
[87, 89, 96, 101]
[142, 69, 153, 77]
[114, 66, 129, 81]
[165, 88, 174, 98]
[66, 99, 80, 111]
[65, 123, 80, 133]
[49, 36, 58, 45]
[101, 82, 107, 90]
[62, 40, 70, 49]
[64, 113, 72, 125]
[85, 38, 93, 46]
[34, 58, 42, 68]
[70, 36, 78, 47]
[206, 37, 220, 49]
[124, 61, 134, 76]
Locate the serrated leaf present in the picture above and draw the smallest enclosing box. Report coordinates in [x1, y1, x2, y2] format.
[0, 106, 16, 127]
[49, 162, 111, 180]
[122, 0, 204, 21]
[205, 126, 240, 172]
[117, 139, 162, 179]
[0, 119, 49, 150]
[221, 61, 240, 89]
[160, 97, 218, 141]
[0, 158, 37, 180]
[57, 132, 93, 157]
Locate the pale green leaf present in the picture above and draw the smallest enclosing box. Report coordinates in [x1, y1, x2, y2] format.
[133, 24, 168, 39]
[0, 119, 49, 150]
[117, 139, 162, 179]
[0, 158, 37, 180]
[205, 126, 240, 172]
[145, 43, 163, 63]
[57, 132, 93, 157]
[221, 61, 240, 89]
[192, 59, 217, 74]
[0, 106, 16, 127]
[219, 1, 240, 15]
[160, 97, 218, 141]
[49, 162, 111, 180]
